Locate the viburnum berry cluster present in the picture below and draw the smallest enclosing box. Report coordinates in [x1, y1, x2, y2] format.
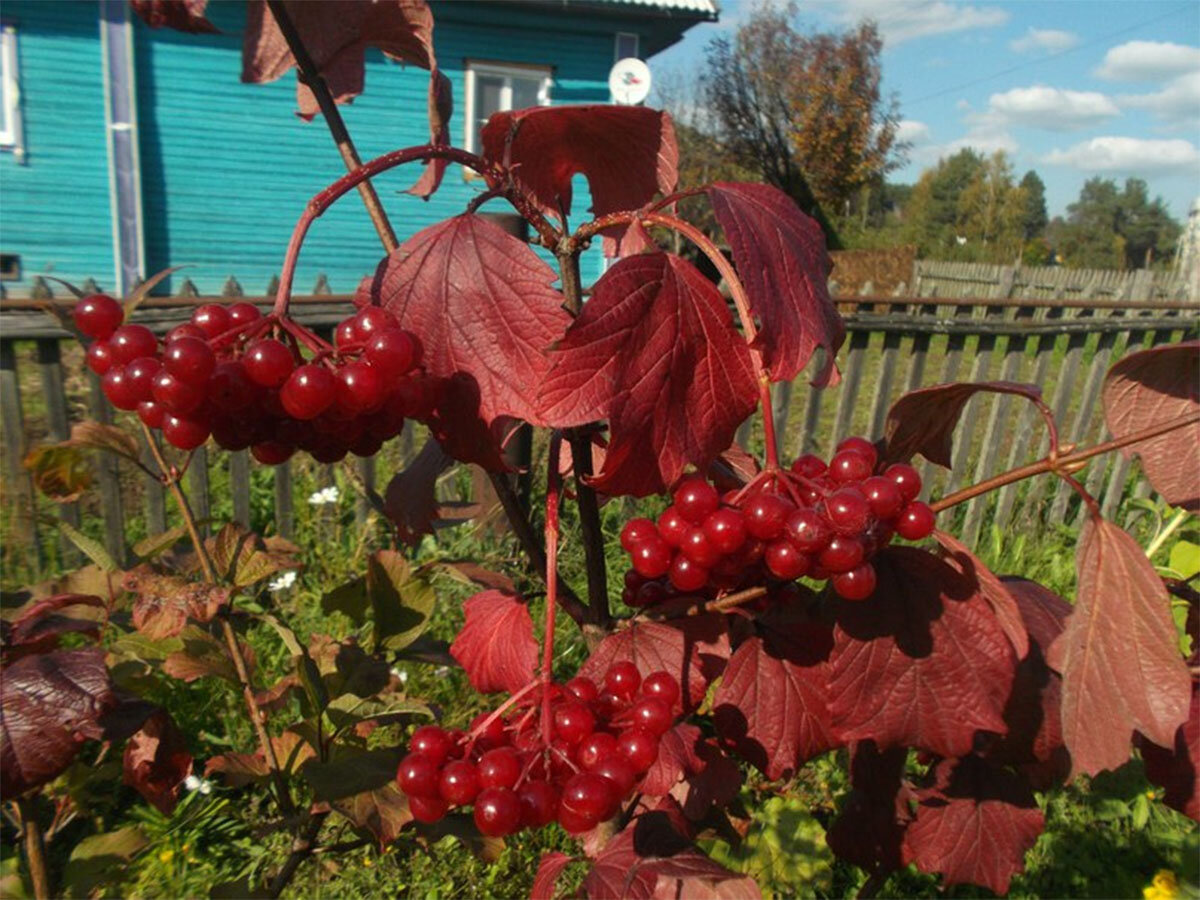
[620, 436, 936, 603]
[74, 292, 427, 462]
[397, 664, 680, 837]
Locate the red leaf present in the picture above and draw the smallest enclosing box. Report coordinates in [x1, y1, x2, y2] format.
[902, 756, 1044, 895]
[130, 0, 218, 33]
[1102, 341, 1199, 513]
[0, 649, 121, 797]
[706, 182, 843, 385]
[641, 723, 703, 797]
[406, 70, 454, 198]
[3, 593, 106, 661]
[826, 742, 911, 872]
[383, 437, 455, 546]
[1002, 577, 1071, 659]
[242, 0, 435, 120]
[828, 547, 1016, 757]
[123, 710, 192, 815]
[712, 620, 835, 779]
[449, 590, 537, 694]
[539, 253, 758, 496]
[481, 106, 677, 220]
[531, 851, 574, 900]
[1140, 682, 1199, 822]
[124, 567, 230, 641]
[935, 531, 1028, 660]
[884, 381, 1046, 468]
[363, 215, 571, 430]
[1054, 517, 1191, 778]
[672, 740, 742, 821]
[579, 616, 729, 712]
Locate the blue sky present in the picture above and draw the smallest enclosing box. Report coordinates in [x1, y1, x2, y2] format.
[647, 0, 1200, 220]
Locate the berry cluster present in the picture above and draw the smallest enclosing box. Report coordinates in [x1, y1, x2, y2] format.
[620, 437, 936, 603]
[396, 664, 679, 837]
[75, 293, 427, 461]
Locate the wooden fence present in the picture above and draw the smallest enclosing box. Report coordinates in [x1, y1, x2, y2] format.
[912, 260, 1191, 303]
[2, 286, 1197, 577]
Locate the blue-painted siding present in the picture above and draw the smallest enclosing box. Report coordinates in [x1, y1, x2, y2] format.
[1, 1, 680, 297]
[0, 2, 114, 294]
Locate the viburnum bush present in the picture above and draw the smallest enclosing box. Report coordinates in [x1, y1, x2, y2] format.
[3, 2, 1197, 898]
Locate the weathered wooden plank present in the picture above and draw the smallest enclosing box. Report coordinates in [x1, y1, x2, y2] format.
[85, 372, 127, 564]
[274, 462, 295, 539]
[831, 325, 871, 445]
[1, 341, 44, 566]
[139, 432, 168, 537]
[921, 303, 972, 499]
[355, 454, 375, 527]
[866, 325, 903, 440]
[35, 339, 82, 565]
[770, 379, 793, 461]
[231, 450, 252, 529]
[945, 304, 1005, 497]
[789, 349, 828, 457]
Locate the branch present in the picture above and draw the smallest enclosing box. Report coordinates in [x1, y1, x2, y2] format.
[16, 798, 49, 900]
[267, 810, 329, 899]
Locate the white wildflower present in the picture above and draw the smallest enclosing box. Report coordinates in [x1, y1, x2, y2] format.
[268, 570, 298, 592]
[390, 667, 409, 684]
[434, 666, 450, 677]
[184, 774, 213, 795]
[307, 486, 340, 506]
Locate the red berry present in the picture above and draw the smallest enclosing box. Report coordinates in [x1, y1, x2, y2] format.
[152, 371, 204, 415]
[469, 712, 507, 748]
[565, 676, 599, 703]
[673, 476, 719, 525]
[86, 340, 115, 375]
[680, 527, 720, 568]
[518, 780, 559, 828]
[560, 772, 616, 826]
[577, 732, 619, 770]
[668, 554, 709, 593]
[862, 476, 904, 519]
[823, 487, 872, 536]
[620, 518, 658, 553]
[785, 507, 831, 553]
[438, 760, 480, 806]
[790, 453, 827, 478]
[629, 698, 672, 735]
[227, 302, 261, 327]
[817, 535, 865, 574]
[765, 540, 811, 580]
[616, 727, 658, 772]
[137, 400, 165, 429]
[836, 436, 878, 468]
[635, 580, 669, 607]
[208, 360, 255, 410]
[365, 329, 417, 378]
[109, 324, 158, 365]
[123, 356, 161, 403]
[397, 753, 440, 797]
[73, 294, 124, 339]
[832, 563, 877, 600]
[829, 449, 874, 483]
[896, 501, 936, 540]
[630, 538, 671, 579]
[657, 506, 690, 547]
[102, 367, 140, 410]
[409, 725, 453, 765]
[553, 702, 596, 744]
[640, 671, 680, 709]
[191, 304, 230, 339]
[604, 661, 642, 700]
[281, 364, 336, 420]
[251, 441, 294, 465]
[885, 463, 923, 503]
[703, 508, 747, 555]
[163, 336, 215, 386]
[162, 413, 210, 450]
[353, 306, 398, 339]
[165, 323, 206, 343]
[591, 753, 636, 796]
[336, 360, 385, 414]
[334, 319, 358, 348]
[478, 748, 521, 790]
[408, 793, 448, 823]
[743, 493, 793, 540]
[244, 339, 294, 388]
[558, 806, 597, 834]
[473, 787, 521, 836]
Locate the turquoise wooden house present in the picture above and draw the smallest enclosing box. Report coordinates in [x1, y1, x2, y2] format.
[0, 0, 716, 299]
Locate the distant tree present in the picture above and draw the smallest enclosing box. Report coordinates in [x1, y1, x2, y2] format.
[903, 149, 985, 256]
[1018, 170, 1048, 240]
[956, 151, 1027, 261]
[1054, 177, 1181, 269]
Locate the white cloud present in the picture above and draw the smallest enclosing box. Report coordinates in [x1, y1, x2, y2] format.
[1010, 27, 1079, 55]
[1119, 71, 1200, 130]
[945, 127, 1017, 157]
[1042, 136, 1199, 173]
[1095, 40, 1200, 82]
[986, 86, 1119, 131]
[825, 1, 1009, 46]
[895, 119, 931, 144]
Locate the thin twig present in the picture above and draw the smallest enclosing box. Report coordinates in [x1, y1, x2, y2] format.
[16, 798, 50, 900]
[267, 810, 329, 899]
[1146, 508, 1190, 561]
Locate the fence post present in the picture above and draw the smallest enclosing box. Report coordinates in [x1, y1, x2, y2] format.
[36, 339, 83, 566]
[1, 340, 44, 569]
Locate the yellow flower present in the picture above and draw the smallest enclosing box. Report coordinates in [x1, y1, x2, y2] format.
[363, 857, 373, 868]
[159, 849, 175, 864]
[1144, 870, 1179, 900]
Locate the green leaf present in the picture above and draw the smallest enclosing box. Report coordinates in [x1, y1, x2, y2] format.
[67, 421, 141, 464]
[260, 614, 328, 713]
[59, 520, 120, 573]
[331, 782, 412, 847]
[1168, 540, 1200, 580]
[64, 826, 148, 898]
[324, 692, 431, 732]
[161, 625, 240, 683]
[109, 631, 184, 662]
[321, 576, 369, 623]
[368, 550, 435, 652]
[131, 523, 194, 561]
[23, 444, 93, 501]
[300, 747, 404, 802]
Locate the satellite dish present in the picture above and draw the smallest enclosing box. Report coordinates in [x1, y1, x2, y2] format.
[609, 58, 652, 106]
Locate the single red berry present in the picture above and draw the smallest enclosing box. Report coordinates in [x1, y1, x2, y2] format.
[86, 340, 115, 375]
[123, 356, 162, 403]
[594, 692, 624, 721]
[565, 676, 599, 703]
[336, 360, 385, 414]
[832, 563, 877, 601]
[657, 506, 690, 547]
[742, 493, 794, 540]
[553, 702, 596, 744]
[137, 400, 165, 429]
[439, 759, 480, 806]
[680, 527, 720, 568]
[518, 780, 559, 828]
[790, 453, 827, 478]
[836, 436, 878, 469]
[165, 322, 205, 343]
[162, 413, 209, 450]
[635, 580, 669, 607]
[577, 732, 619, 770]
[281, 364, 336, 420]
[473, 787, 521, 836]
[620, 518, 659, 553]
[364, 329, 416, 378]
[353, 306, 398, 339]
[163, 336, 215, 386]
[702, 507, 747, 555]
[478, 747, 521, 790]
[616, 727, 658, 772]
[885, 463, 922, 503]
[829, 449, 874, 483]
[397, 753, 440, 797]
[673, 476, 719, 525]
[558, 806, 597, 834]
[862, 476, 904, 519]
[102, 366, 140, 410]
[629, 698, 672, 735]
[896, 501, 936, 540]
[591, 753, 636, 797]
[191, 304, 231, 340]
[630, 538, 671, 579]
[244, 338, 294, 388]
[73, 294, 124, 339]
[109, 324, 158, 365]
[334, 318, 358, 348]
[469, 711, 508, 749]
[640, 671, 680, 709]
[153, 371, 204, 415]
[251, 441, 294, 465]
[227, 302, 262, 326]
[765, 539, 811, 580]
[785, 507, 832, 553]
[409, 725, 453, 765]
[408, 793, 448, 824]
[208, 360, 255, 410]
[817, 535, 865, 574]
[668, 554, 709, 593]
[823, 487, 872, 536]
[604, 661, 642, 700]
[560, 772, 616, 826]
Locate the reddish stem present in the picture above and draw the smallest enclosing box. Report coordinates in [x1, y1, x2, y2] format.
[541, 432, 564, 747]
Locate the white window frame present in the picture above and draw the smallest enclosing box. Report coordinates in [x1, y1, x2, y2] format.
[615, 32, 640, 62]
[462, 60, 552, 158]
[0, 25, 24, 158]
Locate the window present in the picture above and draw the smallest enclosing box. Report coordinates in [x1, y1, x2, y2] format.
[463, 62, 551, 155]
[615, 32, 639, 62]
[0, 25, 22, 157]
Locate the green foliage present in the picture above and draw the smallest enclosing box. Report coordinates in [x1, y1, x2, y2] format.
[1051, 176, 1182, 270]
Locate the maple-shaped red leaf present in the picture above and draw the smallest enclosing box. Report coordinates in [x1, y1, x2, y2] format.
[423, 374, 521, 471]
[712, 617, 836, 780]
[826, 742, 911, 872]
[705, 182, 843, 385]
[383, 437, 472, 546]
[2, 593, 106, 662]
[538, 252, 757, 496]
[828, 547, 1016, 758]
[243, 0, 435, 120]
[579, 615, 729, 712]
[1002, 577, 1071, 660]
[123, 710, 192, 815]
[671, 739, 742, 822]
[641, 723, 703, 797]
[531, 852, 574, 900]
[1053, 517, 1191, 778]
[1102, 340, 1199, 513]
[884, 381, 1046, 467]
[449, 590, 537, 695]
[1140, 682, 1199, 822]
[935, 531, 1028, 660]
[362, 215, 570, 431]
[124, 567, 231, 641]
[130, 0, 218, 33]
[481, 106, 677, 220]
[902, 756, 1044, 895]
